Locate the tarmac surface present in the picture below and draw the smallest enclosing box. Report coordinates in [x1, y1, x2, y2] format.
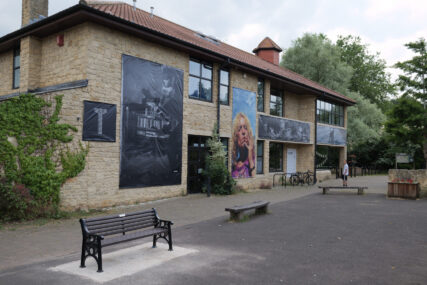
[1, 175, 426, 284]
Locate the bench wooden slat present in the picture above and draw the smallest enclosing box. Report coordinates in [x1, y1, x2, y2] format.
[85, 211, 156, 226]
[102, 228, 167, 247]
[86, 215, 156, 231]
[89, 219, 158, 236]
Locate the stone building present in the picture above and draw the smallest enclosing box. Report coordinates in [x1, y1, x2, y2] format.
[0, 0, 355, 210]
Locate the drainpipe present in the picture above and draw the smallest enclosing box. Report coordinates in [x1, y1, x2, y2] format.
[314, 95, 318, 184]
[217, 58, 231, 134]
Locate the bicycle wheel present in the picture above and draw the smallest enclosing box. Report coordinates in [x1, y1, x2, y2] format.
[290, 175, 299, 186]
[305, 175, 314, 185]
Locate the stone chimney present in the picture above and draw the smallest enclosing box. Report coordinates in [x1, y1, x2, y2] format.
[253, 37, 282, 65]
[22, 0, 48, 27]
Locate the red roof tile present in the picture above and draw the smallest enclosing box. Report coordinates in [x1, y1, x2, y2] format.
[86, 1, 355, 104]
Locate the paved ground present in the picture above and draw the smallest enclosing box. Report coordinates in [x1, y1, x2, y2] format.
[1, 175, 426, 284]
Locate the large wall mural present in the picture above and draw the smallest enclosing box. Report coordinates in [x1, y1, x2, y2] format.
[258, 115, 310, 143]
[231, 88, 256, 178]
[120, 55, 183, 188]
[316, 124, 347, 146]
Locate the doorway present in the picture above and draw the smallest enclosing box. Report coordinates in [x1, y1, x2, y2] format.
[287, 148, 297, 174]
[187, 135, 209, 194]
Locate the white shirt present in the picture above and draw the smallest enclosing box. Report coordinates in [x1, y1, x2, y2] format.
[343, 163, 349, 176]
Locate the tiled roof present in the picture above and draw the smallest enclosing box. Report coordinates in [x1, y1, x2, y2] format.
[86, 1, 355, 104]
[253, 37, 282, 53]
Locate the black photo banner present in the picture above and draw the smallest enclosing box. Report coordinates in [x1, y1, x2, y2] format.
[120, 55, 183, 188]
[316, 124, 347, 146]
[82, 101, 116, 142]
[258, 115, 310, 143]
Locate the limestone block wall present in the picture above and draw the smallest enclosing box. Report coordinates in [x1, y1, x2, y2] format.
[38, 24, 88, 88]
[388, 169, 427, 197]
[0, 50, 14, 95]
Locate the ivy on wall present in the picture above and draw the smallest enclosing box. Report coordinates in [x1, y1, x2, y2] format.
[0, 93, 88, 221]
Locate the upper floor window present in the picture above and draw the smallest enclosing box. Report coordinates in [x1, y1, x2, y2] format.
[219, 69, 229, 105]
[257, 79, 265, 112]
[270, 89, 283, 116]
[316, 100, 344, 127]
[189, 59, 212, 101]
[13, 47, 20, 89]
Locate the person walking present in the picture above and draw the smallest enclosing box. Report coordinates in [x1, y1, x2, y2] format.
[342, 159, 349, 186]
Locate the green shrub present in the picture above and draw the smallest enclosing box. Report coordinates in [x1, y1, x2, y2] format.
[204, 124, 236, 195]
[0, 93, 87, 221]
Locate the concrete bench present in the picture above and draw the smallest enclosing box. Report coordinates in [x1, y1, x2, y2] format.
[319, 186, 368, 195]
[225, 201, 269, 221]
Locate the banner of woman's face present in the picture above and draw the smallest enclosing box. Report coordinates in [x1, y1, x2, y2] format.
[231, 88, 256, 178]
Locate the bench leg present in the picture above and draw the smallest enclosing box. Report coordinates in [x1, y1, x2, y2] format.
[80, 239, 86, 268]
[152, 234, 157, 248]
[96, 238, 103, 273]
[357, 188, 363, 195]
[230, 212, 241, 221]
[167, 224, 173, 251]
[322, 188, 326, 194]
[255, 206, 268, 215]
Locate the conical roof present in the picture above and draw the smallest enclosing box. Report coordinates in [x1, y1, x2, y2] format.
[253, 37, 282, 53]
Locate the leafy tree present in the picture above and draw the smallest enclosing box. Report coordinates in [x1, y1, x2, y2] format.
[336, 35, 395, 106]
[281, 33, 352, 93]
[395, 38, 427, 102]
[385, 96, 427, 167]
[394, 38, 427, 165]
[281, 33, 385, 152]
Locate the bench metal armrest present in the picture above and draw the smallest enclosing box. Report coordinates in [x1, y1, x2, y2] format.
[157, 219, 174, 228]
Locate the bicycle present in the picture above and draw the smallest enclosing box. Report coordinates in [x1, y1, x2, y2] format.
[303, 170, 315, 185]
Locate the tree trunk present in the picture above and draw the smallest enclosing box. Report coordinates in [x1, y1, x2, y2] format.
[424, 133, 427, 169]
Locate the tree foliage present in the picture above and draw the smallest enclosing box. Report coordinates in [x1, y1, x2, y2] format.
[393, 38, 427, 166]
[337, 35, 395, 106]
[281, 33, 352, 92]
[0, 94, 88, 221]
[385, 96, 427, 167]
[394, 38, 427, 102]
[281, 33, 385, 153]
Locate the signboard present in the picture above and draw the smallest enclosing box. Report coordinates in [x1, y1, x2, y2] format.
[82, 101, 116, 142]
[396, 153, 411, 163]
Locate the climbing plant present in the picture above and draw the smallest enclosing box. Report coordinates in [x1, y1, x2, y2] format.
[0, 93, 88, 221]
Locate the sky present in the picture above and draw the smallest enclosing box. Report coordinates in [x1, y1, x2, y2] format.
[0, 0, 426, 82]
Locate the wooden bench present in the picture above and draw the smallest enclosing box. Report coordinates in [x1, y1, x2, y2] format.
[225, 201, 269, 221]
[319, 186, 368, 195]
[79, 208, 173, 272]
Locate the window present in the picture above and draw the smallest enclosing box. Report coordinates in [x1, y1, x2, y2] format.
[13, 47, 20, 89]
[221, 137, 229, 168]
[257, 79, 265, 112]
[256, 141, 264, 174]
[189, 59, 212, 101]
[316, 100, 344, 127]
[219, 69, 229, 105]
[270, 89, 283, 116]
[269, 142, 283, 172]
